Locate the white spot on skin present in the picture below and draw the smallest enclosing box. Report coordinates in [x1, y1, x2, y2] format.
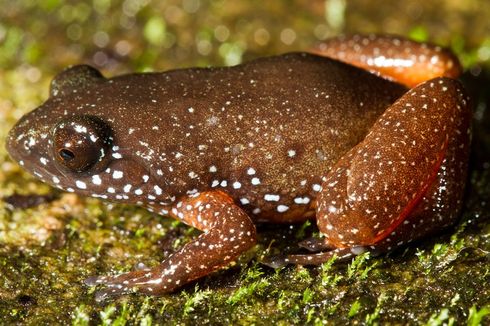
[74, 125, 87, 133]
[135, 189, 143, 195]
[232, 181, 241, 189]
[247, 167, 256, 175]
[264, 194, 280, 201]
[294, 197, 310, 204]
[112, 170, 123, 179]
[153, 185, 162, 195]
[287, 150, 296, 157]
[251, 177, 261, 185]
[124, 184, 132, 193]
[76, 180, 87, 189]
[92, 175, 102, 185]
[39, 157, 48, 165]
[52, 176, 60, 184]
[209, 165, 217, 173]
[312, 184, 322, 192]
[277, 205, 289, 212]
[240, 198, 250, 205]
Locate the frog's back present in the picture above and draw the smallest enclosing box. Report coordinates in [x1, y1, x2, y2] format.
[100, 53, 407, 221]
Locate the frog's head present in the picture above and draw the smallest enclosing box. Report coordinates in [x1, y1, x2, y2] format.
[6, 65, 173, 206]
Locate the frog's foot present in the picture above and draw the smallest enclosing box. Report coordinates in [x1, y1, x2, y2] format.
[298, 237, 335, 252]
[262, 246, 361, 268]
[85, 255, 207, 302]
[313, 34, 462, 87]
[85, 191, 257, 300]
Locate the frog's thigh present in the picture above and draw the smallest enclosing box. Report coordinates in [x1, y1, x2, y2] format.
[313, 34, 462, 87]
[316, 77, 471, 249]
[370, 104, 471, 253]
[87, 190, 256, 300]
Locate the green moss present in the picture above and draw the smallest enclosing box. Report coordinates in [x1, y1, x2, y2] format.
[468, 305, 490, 326]
[348, 299, 361, 317]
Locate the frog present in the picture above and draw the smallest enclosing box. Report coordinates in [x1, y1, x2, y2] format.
[6, 34, 472, 301]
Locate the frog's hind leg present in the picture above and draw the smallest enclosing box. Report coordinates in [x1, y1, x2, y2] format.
[298, 236, 336, 252]
[313, 34, 462, 87]
[315, 76, 471, 251]
[85, 191, 256, 301]
[264, 76, 471, 268]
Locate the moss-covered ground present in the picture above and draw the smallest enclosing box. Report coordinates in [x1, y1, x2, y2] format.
[0, 1, 489, 324]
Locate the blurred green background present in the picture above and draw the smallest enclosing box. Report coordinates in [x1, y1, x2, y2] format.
[0, 0, 489, 324]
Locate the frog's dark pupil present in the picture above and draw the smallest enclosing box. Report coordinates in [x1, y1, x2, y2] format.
[59, 149, 75, 161]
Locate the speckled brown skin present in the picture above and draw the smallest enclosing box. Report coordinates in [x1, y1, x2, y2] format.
[6, 35, 471, 300]
[313, 34, 463, 87]
[270, 77, 471, 266]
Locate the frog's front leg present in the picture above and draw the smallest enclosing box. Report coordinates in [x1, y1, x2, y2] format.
[266, 77, 471, 267]
[85, 191, 256, 301]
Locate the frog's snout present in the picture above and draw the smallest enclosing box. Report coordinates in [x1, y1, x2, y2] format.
[6, 120, 26, 163]
[6, 113, 50, 169]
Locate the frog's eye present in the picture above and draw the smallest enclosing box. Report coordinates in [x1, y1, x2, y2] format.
[52, 116, 113, 173]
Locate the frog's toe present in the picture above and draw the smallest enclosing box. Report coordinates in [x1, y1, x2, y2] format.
[261, 254, 290, 269]
[84, 273, 137, 302]
[298, 237, 335, 252]
[84, 275, 107, 286]
[134, 262, 150, 271]
[84, 269, 153, 301]
[94, 284, 133, 302]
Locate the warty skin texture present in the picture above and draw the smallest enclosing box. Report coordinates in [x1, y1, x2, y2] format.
[6, 34, 471, 300]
